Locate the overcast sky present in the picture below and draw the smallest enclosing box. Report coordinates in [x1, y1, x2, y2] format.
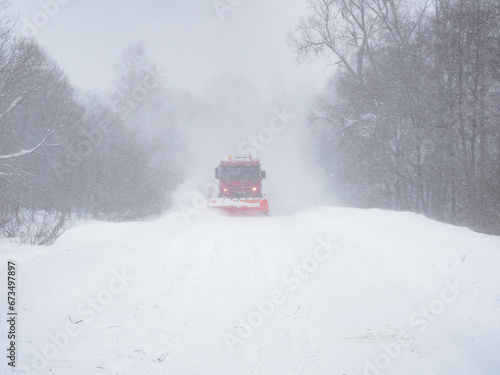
[9, 0, 336, 211]
[10, 0, 327, 97]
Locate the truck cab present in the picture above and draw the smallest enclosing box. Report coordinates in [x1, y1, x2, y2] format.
[215, 155, 266, 198]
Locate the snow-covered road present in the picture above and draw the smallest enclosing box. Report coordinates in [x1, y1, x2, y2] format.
[1, 207, 499, 374]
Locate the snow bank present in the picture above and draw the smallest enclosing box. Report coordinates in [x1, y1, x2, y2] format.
[0, 207, 498, 374]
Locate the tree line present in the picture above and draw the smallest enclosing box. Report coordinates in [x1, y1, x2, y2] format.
[0, 1, 183, 244]
[289, 0, 500, 235]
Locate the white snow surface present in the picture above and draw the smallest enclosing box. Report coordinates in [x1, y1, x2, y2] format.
[1, 206, 499, 374]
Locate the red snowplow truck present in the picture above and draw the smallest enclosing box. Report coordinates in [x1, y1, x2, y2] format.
[208, 155, 269, 215]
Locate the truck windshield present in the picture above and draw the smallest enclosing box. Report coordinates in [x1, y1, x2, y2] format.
[219, 165, 260, 181]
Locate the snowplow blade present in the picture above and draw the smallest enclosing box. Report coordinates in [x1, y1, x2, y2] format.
[208, 197, 269, 215]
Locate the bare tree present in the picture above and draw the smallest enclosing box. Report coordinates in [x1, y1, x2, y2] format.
[292, 0, 500, 234]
